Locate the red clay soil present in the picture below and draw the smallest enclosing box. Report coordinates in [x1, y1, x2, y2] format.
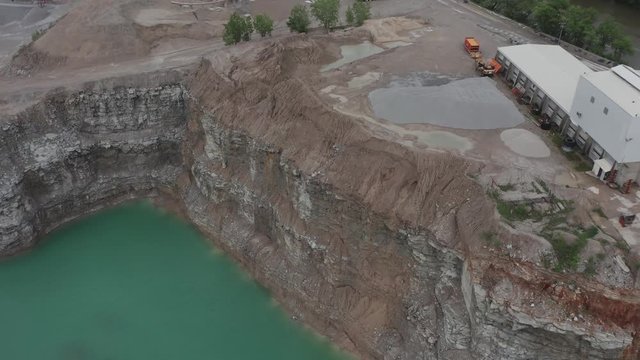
[479, 259, 640, 358]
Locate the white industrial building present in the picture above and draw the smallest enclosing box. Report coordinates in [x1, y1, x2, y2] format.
[495, 44, 593, 131]
[495, 44, 640, 188]
[571, 65, 640, 185]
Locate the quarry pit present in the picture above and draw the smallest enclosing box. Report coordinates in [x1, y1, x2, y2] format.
[1, 0, 640, 359]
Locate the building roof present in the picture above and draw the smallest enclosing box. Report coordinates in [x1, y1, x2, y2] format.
[582, 65, 640, 118]
[498, 44, 593, 114]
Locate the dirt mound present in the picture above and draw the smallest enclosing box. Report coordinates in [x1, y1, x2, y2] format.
[189, 37, 640, 358]
[362, 16, 426, 44]
[7, 0, 230, 75]
[191, 35, 489, 246]
[6, 44, 66, 76]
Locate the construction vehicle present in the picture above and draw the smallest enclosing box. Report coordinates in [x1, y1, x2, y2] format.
[476, 59, 496, 76]
[464, 37, 502, 77]
[464, 37, 482, 59]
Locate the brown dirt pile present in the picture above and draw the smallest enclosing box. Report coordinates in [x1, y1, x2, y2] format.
[361, 17, 426, 44]
[7, 0, 229, 75]
[190, 35, 492, 250]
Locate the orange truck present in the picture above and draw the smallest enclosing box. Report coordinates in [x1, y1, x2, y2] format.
[464, 37, 502, 76]
[464, 37, 482, 59]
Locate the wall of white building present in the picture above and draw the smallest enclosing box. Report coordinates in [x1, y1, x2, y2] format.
[618, 162, 640, 185]
[571, 77, 640, 163]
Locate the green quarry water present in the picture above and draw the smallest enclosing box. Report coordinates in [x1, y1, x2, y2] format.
[0, 202, 350, 360]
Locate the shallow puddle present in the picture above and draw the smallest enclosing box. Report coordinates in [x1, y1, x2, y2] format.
[321, 41, 384, 72]
[368, 77, 525, 129]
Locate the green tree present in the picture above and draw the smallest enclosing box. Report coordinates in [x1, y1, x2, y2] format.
[508, 0, 536, 23]
[494, 0, 535, 23]
[593, 18, 622, 51]
[254, 14, 274, 37]
[532, 0, 569, 36]
[243, 16, 254, 41]
[345, 5, 355, 26]
[563, 6, 597, 47]
[287, 4, 311, 33]
[613, 0, 640, 6]
[611, 35, 634, 62]
[584, 29, 604, 55]
[224, 13, 251, 45]
[311, 0, 340, 32]
[352, 1, 371, 26]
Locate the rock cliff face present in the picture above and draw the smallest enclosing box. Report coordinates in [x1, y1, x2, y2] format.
[0, 72, 186, 254]
[0, 38, 637, 359]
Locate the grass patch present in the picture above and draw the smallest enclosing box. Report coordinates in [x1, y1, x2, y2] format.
[544, 214, 568, 230]
[31, 29, 46, 42]
[592, 207, 607, 218]
[535, 178, 549, 193]
[532, 181, 542, 194]
[614, 240, 630, 253]
[546, 226, 598, 272]
[574, 162, 592, 172]
[482, 231, 501, 248]
[549, 133, 592, 171]
[502, 203, 530, 221]
[579, 226, 599, 240]
[497, 183, 516, 192]
[551, 133, 564, 147]
[495, 200, 542, 222]
[548, 234, 580, 271]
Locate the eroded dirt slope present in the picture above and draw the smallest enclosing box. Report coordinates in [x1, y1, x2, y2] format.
[6, 0, 230, 75]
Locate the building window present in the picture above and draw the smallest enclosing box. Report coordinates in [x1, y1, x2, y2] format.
[590, 96, 595, 103]
[604, 107, 609, 115]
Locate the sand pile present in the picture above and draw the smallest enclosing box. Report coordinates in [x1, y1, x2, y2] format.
[362, 17, 426, 44]
[7, 0, 229, 74]
[29, 0, 147, 64]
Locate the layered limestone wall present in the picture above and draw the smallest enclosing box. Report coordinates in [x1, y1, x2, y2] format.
[0, 72, 186, 255]
[0, 56, 637, 358]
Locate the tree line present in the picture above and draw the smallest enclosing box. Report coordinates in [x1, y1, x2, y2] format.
[223, 13, 274, 45]
[473, 0, 634, 62]
[224, 0, 370, 45]
[611, 0, 639, 7]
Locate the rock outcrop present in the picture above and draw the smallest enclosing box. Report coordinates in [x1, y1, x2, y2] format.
[1, 37, 638, 359]
[0, 71, 186, 254]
